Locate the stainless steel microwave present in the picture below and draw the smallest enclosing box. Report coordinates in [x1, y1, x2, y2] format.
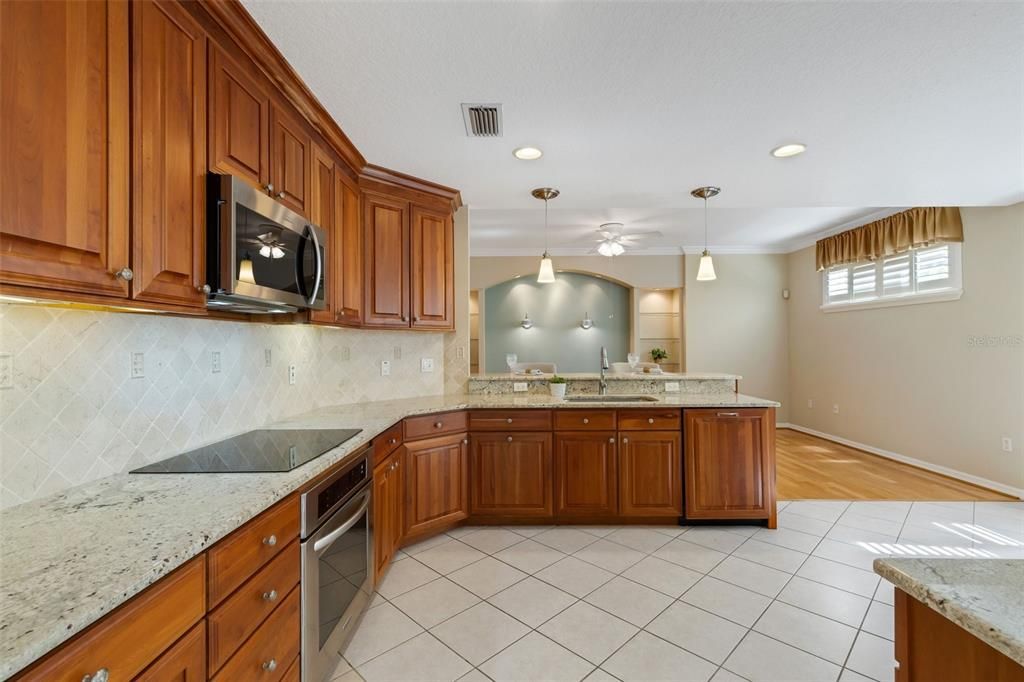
[206, 174, 327, 314]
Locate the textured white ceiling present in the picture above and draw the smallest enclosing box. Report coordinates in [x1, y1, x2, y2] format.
[243, 0, 1024, 252]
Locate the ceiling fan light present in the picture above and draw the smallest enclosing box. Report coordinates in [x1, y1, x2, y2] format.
[537, 253, 556, 283]
[696, 250, 717, 282]
[271, 246, 285, 259]
[597, 241, 614, 257]
[611, 242, 625, 256]
[258, 245, 271, 259]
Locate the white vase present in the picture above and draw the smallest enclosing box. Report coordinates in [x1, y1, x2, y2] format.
[549, 383, 566, 399]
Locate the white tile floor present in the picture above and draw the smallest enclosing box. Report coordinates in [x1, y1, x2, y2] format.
[332, 500, 1024, 682]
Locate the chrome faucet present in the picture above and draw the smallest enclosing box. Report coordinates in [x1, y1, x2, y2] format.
[599, 346, 609, 395]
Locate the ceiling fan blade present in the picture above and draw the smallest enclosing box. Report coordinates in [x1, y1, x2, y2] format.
[622, 230, 663, 238]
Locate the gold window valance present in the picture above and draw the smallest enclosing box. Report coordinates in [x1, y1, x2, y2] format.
[815, 207, 963, 271]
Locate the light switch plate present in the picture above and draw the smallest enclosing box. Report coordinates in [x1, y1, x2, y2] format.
[264, 349, 272, 367]
[211, 351, 222, 374]
[664, 382, 680, 393]
[513, 382, 528, 392]
[381, 360, 391, 376]
[130, 352, 145, 379]
[420, 358, 434, 372]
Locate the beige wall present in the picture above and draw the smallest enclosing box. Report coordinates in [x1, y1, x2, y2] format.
[684, 254, 792, 422]
[787, 204, 1024, 492]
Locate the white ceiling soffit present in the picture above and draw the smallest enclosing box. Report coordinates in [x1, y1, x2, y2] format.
[243, 0, 1024, 249]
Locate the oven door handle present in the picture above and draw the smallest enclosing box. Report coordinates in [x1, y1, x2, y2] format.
[312, 494, 369, 555]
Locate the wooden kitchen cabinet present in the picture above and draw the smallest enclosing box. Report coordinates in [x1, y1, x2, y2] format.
[362, 192, 411, 328]
[208, 43, 270, 190]
[618, 431, 682, 517]
[403, 433, 469, 539]
[410, 205, 454, 329]
[554, 432, 618, 516]
[373, 449, 404, 581]
[470, 432, 553, 517]
[0, 0, 130, 298]
[309, 144, 337, 324]
[131, 0, 206, 308]
[334, 168, 363, 325]
[684, 408, 776, 527]
[269, 104, 311, 217]
[135, 621, 206, 682]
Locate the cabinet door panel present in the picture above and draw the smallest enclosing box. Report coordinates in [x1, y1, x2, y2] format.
[136, 620, 206, 682]
[270, 105, 310, 217]
[410, 205, 453, 329]
[335, 170, 362, 325]
[208, 45, 269, 188]
[684, 408, 775, 522]
[0, 0, 130, 297]
[131, 0, 205, 307]
[309, 144, 335, 324]
[554, 432, 617, 516]
[362, 192, 409, 327]
[373, 458, 394, 581]
[404, 433, 468, 538]
[470, 433, 552, 517]
[619, 431, 682, 517]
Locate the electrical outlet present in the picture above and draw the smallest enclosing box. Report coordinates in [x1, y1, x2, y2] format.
[456, 346, 465, 360]
[211, 351, 222, 374]
[1003, 437, 1014, 453]
[380, 360, 391, 376]
[130, 352, 145, 379]
[264, 348, 272, 367]
[807, 399, 814, 409]
[393, 346, 402, 360]
[513, 382, 528, 393]
[664, 382, 680, 393]
[420, 358, 434, 373]
[288, 364, 296, 385]
[832, 404, 840, 414]
[0, 353, 12, 389]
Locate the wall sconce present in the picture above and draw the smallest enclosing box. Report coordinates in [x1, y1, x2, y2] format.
[580, 312, 594, 330]
[520, 313, 534, 329]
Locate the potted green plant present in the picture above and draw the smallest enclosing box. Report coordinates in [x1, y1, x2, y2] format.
[548, 375, 568, 399]
[650, 348, 669, 365]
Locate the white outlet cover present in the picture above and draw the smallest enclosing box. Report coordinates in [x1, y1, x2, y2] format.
[1002, 437, 1014, 452]
[131, 352, 145, 379]
[664, 382, 680, 393]
[807, 399, 814, 408]
[212, 351, 222, 374]
[832, 404, 840, 414]
[340, 346, 351, 361]
[420, 358, 434, 372]
[288, 364, 297, 385]
[381, 360, 391, 376]
[265, 349, 272, 367]
[513, 382, 529, 392]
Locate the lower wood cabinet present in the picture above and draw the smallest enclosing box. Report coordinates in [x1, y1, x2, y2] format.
[470, 432, 553, 517]
[403, 432, 469, 539]
[553, 432, 617, 516]
[684, 408, 776, 526]
[373, 448, 404, 581]
[210, 586, 300, 682]
[136, 621, 206, 682]
[618, 430, 682, 517]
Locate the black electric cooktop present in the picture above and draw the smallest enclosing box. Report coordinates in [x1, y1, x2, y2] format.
[130, 428, 363, 474]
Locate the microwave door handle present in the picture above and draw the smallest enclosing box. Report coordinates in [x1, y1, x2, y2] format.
[307, 225, 322, 305]
[312, 494, 370, 555]
[294, 226, 309, 299]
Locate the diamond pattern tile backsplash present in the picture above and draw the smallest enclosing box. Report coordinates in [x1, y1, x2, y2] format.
[0, 303, 448, 509]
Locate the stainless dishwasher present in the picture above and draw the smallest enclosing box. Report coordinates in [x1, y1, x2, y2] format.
[300, 445, 373, 682]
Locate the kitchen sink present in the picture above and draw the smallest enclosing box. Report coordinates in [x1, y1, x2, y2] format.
[562, 395, 660, 402]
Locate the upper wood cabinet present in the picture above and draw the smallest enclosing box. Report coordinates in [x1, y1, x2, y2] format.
[684, 408, 776, 525]
[362, 192, 411, 328]
[334, 169, 363, 325]
[410, 205, 454, 329]
[0, 0, 130, 298]
[619, 431, 682, 517]
[403, 433, 468, 539]
[269, 104, 311, 216]
[554, 432, 618, 517]
[309, 145, 336, 325]
[131, 0, 206, 308]
[470, 432, 553, 517]
[208, 44, 270, 190]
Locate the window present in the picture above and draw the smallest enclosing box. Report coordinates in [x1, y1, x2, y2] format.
[822, 243, 962, 311]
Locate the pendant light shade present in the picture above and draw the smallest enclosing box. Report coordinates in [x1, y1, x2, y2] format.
[690, 186, 720, 282]
[532, 187, 560, 283]
[238, 252, 256, 284]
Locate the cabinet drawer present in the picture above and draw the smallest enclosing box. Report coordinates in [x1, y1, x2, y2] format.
[208, 540, 300, 674]
[136, 620, 206, 682]
[469, 410, 553, 431]
[553, 410, 616, 431]
[17, 556, 205, 682]
[618, 409, 681, 430]
[208, 497, 299, 607]
[405, 411, 467, 440]
[373, 422, 404, 467]
[282, 657, 300, 682]
[212, 586, 300, 682]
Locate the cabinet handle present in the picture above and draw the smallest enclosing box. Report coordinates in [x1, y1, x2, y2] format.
[262, 589, 278, 602]
[262, 659, 278, 672]
[648, 417, 655, 424]
[506, 436, 513, 442]
[389, 438, 397, 445]
[262, 534, 277, 547]
[717, 412, 740, 417]
[622, 437, 629, 444]
[506, 417, 513, 424]
[434, 421, 443, 428]
[608, 437, 615, 443]
[112, 267, 133, 281]
[197, 284, 211, 294]
[82, 669, 109, 682]
[264, 183, 275, 193]
[582, 418, 590, 424]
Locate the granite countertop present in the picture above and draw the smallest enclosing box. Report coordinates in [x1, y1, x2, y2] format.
[0, 391, 778, 679]
[874, 558, 1024, 666]
[470, 372, 741, 381]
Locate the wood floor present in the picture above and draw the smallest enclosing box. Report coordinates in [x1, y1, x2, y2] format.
[776, 428, 1015, 501]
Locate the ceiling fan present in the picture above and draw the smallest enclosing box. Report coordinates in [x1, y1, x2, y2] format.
[590, 223, 663, 257]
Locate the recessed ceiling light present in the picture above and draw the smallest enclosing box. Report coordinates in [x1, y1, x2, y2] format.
[771, 143, 806, 158]
[513, 146, 543, 160]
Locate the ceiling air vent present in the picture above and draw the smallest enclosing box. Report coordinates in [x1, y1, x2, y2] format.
[461, 103, 503, 137]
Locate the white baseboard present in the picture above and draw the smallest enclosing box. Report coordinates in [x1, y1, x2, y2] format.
[778, 423, 1024, 500]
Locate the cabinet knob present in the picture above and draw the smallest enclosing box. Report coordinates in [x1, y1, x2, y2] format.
[277, 192, 285, 199]
[622, 437, 629, 444]
[401, 316, 407, 322]
[413, 316, 419, 322]
[462, 439, 468, 445]
[608, 437, 615, 443]
[262, 589, 278, 602]
[434, 421, 443, 428]
[506, 417, 513, 424]
[262, 534, 277, 547]
[264, 183, 275, 193]
[82, 669, 109, 682]
[648, 417, 655, 424]
[389, 438, 397, 445]
[506, 436, 513, 442]
[197, 284, 211, 294]
[582, 418, 590, 424]
[262, 659, 278, 672]
[113, 267, 133, 281]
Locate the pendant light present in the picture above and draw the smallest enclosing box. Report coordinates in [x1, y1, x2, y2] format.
[532, 187, 559, 283]
[691, 186, 720, 281]
[238, 252, 256, 284]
